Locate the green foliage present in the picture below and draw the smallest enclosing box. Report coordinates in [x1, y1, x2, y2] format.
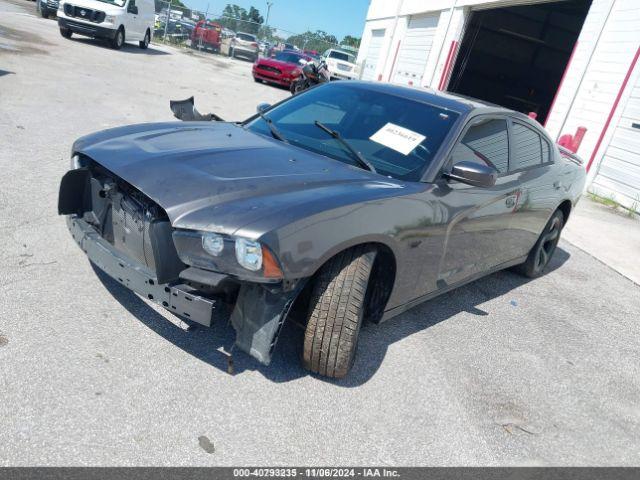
[341, 35, 361, 49]
[215, 3, 264, 35]
[285, 30, 338, 53]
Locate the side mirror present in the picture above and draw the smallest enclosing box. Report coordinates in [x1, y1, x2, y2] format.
[445, 161, 497, 188]
[128, 4, 138, 14]
[256, 103, 271, 113]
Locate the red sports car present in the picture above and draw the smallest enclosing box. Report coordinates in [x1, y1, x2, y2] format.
[252, 51, 312, 87]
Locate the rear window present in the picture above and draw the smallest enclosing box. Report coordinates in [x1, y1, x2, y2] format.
[237, 33, 256, 42]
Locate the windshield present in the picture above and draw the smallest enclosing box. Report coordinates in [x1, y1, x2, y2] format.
[274, 52, 306, 64]
[95, 0, 126, 6]
[246, 83, 459, 181]
[328, 51, 355, 63]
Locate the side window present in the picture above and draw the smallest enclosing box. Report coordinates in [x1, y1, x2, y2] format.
[541, 138, 550, 164]
[451, 118, 509, 173]
[511, 122, 543, 171]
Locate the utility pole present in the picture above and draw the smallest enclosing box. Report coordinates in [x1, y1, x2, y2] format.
[265, 1, 273, 37]
[163, 0, 172, 43]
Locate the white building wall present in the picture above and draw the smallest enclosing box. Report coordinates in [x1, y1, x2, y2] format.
[545, 0, 640, 184]
[358, 0, 640, 206]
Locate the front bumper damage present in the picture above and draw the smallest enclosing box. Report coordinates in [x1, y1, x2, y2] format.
[61, 168, 303, 367]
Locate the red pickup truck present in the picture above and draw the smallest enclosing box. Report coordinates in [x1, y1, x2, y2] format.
[191, 21, 222, 52]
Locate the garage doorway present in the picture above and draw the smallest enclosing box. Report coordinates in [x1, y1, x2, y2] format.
[447, 0, 592, 125]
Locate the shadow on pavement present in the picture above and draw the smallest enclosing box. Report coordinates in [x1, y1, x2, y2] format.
[92, 247, 570, 386]
[69, 37, 170, 55]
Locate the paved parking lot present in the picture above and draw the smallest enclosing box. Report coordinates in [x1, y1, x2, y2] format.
[1, 0, 639, 466]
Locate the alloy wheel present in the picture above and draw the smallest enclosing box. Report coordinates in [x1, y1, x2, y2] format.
[535, 216, 561, 272]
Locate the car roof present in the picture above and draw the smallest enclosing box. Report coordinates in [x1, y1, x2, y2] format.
[340, 81, 521, 117]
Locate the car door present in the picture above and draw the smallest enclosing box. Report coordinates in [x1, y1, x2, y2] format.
[433, 116, 524, 288]
[124, 0, 141, 40]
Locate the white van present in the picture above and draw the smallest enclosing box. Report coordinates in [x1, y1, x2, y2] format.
[57, 0, 154, 50]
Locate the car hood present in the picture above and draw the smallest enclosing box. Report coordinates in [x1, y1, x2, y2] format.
[73, 122, 404, 236]
[257, 58, 300, 71]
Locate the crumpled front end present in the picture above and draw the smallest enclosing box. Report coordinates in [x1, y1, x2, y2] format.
[58, 162, 302, 366]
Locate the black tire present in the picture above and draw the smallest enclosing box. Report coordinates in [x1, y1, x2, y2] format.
[253, 76, 262, 83]
[302, 246, 376, 378]
[514, 209, 564, 278]
[39, 3, 48, 18]
[110, 27, 124, 50]
[290, 78, 306, 95]
[139, 29, 150, 49]
[60, 27, 72, 38]
[229, 47, 235, 58]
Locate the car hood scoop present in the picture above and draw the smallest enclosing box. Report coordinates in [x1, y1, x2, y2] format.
[74, 122, 379, 234]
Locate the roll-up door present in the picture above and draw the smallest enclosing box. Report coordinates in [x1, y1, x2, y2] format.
[361, 29, 386, 81]
[392, 13, 439, 86]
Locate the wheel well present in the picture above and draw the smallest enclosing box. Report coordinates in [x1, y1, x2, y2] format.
[557, 200, 572, 223]
[289, 242, 397, 325]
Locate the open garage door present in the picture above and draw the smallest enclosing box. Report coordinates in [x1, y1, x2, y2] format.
[392, 13, 439, 86]
[447, 0, 591, 125]
[361, 29, 386, 81]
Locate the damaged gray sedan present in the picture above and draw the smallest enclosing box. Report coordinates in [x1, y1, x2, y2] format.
[58, 81, 585, 378]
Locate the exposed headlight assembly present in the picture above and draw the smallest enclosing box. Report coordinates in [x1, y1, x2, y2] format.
[173, 230, 283, 281]
[235, 238, 261, 271]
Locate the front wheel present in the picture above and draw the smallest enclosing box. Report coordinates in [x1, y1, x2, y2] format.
[110, 27, 124, 50]
[228, 47, 234, 58]
[514, 209, 564, 278]
[302, 246, 376, 378]
[60, 27, 72, 38]
[139, 29, 150, 49]
[38, 3, 48, 18]
[290, 78, 307, 95]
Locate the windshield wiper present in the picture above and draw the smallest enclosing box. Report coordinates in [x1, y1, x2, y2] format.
[313, 121, 376, 173]
[257, 111, 288, 143]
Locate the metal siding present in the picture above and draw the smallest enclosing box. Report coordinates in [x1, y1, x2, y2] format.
[392, 13, 439, 85]
[592, 73, 640, 208]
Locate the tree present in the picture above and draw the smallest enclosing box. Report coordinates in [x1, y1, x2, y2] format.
[286, 30, 337, 53]
[341, 35, 361, 49]
[216, 3, 264, 35]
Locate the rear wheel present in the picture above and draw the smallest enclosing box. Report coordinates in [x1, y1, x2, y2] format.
[302, 246, 376, 379]
[514, 209, 564, 278]
[60, 27, 72, 38]
[38, 2, 48, 18]
[110, 27, 124, 50]
[139, 29, 150, 49]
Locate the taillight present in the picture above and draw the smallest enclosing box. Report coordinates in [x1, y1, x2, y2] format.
[251, 42, 258, 47]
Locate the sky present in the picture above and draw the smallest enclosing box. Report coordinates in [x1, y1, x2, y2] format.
[187, 0, 371, 41]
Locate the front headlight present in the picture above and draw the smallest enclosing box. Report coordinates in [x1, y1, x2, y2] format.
[172, 230, 283, 281]
[235, 238, 262, 271]
[105, 15, 116, 24]
[202, 232, 224, 256]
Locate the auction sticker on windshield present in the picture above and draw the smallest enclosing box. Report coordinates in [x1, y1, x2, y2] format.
[370, 123, 426, 155]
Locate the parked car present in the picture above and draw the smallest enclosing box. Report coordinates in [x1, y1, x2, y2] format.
[57, 0, 154, 50]
[252, 50, 312, 87]
[221, 31, 259, 61]
[36, 0, 59, 18]
[58, 82, 585, 379]
[322, 48, 358, 80]
[191, 20, 221, 52]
